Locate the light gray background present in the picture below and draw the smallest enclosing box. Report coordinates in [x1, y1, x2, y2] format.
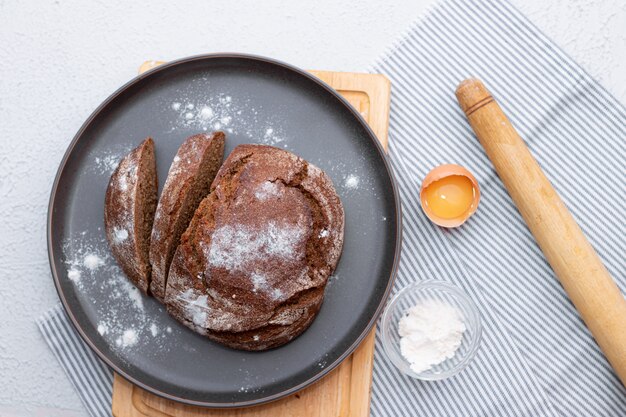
[0, 0, 624, 415]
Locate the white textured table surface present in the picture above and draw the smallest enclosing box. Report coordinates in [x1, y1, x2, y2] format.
[0, 0, 624, 415]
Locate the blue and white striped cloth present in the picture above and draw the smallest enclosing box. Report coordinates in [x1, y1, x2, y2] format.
[38, 305, 113, 417]
[39, 0, 626, 416]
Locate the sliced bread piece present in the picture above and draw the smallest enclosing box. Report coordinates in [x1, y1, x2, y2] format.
[104, 137, 158, 293]
[149, 132, 225, 301]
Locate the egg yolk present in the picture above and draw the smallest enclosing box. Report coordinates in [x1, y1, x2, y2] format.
[423, 175, 474, 219]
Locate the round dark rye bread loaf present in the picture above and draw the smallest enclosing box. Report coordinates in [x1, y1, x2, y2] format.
[164, 144, 344, 350]
[104, 138, 158, 293]
[149, 132, 225, 302]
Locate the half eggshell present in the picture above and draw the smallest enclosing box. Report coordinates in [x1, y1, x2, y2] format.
[419, 164, 481, 228]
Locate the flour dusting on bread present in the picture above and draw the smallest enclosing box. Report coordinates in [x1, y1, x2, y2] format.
[205, 221, 306, 271]
[254, 181, 280, 201]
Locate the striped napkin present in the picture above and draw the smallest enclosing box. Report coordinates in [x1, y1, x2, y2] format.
[39, 0, 626, 416]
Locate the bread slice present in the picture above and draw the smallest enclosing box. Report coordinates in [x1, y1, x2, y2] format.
[104, 137, 158, 293]
[149, 132, 225, 301]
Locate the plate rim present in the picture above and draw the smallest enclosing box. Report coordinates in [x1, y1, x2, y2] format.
[47, 52, 402, 408]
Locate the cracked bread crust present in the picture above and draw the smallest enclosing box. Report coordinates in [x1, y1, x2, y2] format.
[165, 144, 344, 350]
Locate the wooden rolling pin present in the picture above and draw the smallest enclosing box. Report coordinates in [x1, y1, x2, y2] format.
[456, 78, 626, 386]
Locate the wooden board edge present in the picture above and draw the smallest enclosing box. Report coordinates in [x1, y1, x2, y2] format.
[307, 70, 390, 152]
[113, 374, 144, 417]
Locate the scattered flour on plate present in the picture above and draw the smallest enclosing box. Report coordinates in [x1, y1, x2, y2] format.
[116, 329, 138, 348]
[83, 254, 105, 270]
[114, 275, 145, 312]
[168, 94, 235, 133]
[94, 154, 121, 174]
[67, 268, 82, 283]
[344, 174, 360, 189]
[262, 127, 284, 146]
[63, 232, 174, 353]
[200, 106, 214, 119]
[310, 157, 377, 196]
[91, 144, 134, 175]
[166, 85, 288, 148]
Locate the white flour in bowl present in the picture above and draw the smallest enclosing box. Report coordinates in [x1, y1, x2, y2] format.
[398, 300, 466, 373]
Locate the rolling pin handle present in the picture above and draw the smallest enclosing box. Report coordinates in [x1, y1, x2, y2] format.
[456, 78, 495, 117]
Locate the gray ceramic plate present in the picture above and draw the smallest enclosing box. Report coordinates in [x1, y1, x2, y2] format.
[48, 54, 401, 407]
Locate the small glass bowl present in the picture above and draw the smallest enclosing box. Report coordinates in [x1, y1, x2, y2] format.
[381, 280, 482, 380]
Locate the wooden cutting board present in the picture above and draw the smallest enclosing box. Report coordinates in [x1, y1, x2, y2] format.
[111, 61, 391, 417]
